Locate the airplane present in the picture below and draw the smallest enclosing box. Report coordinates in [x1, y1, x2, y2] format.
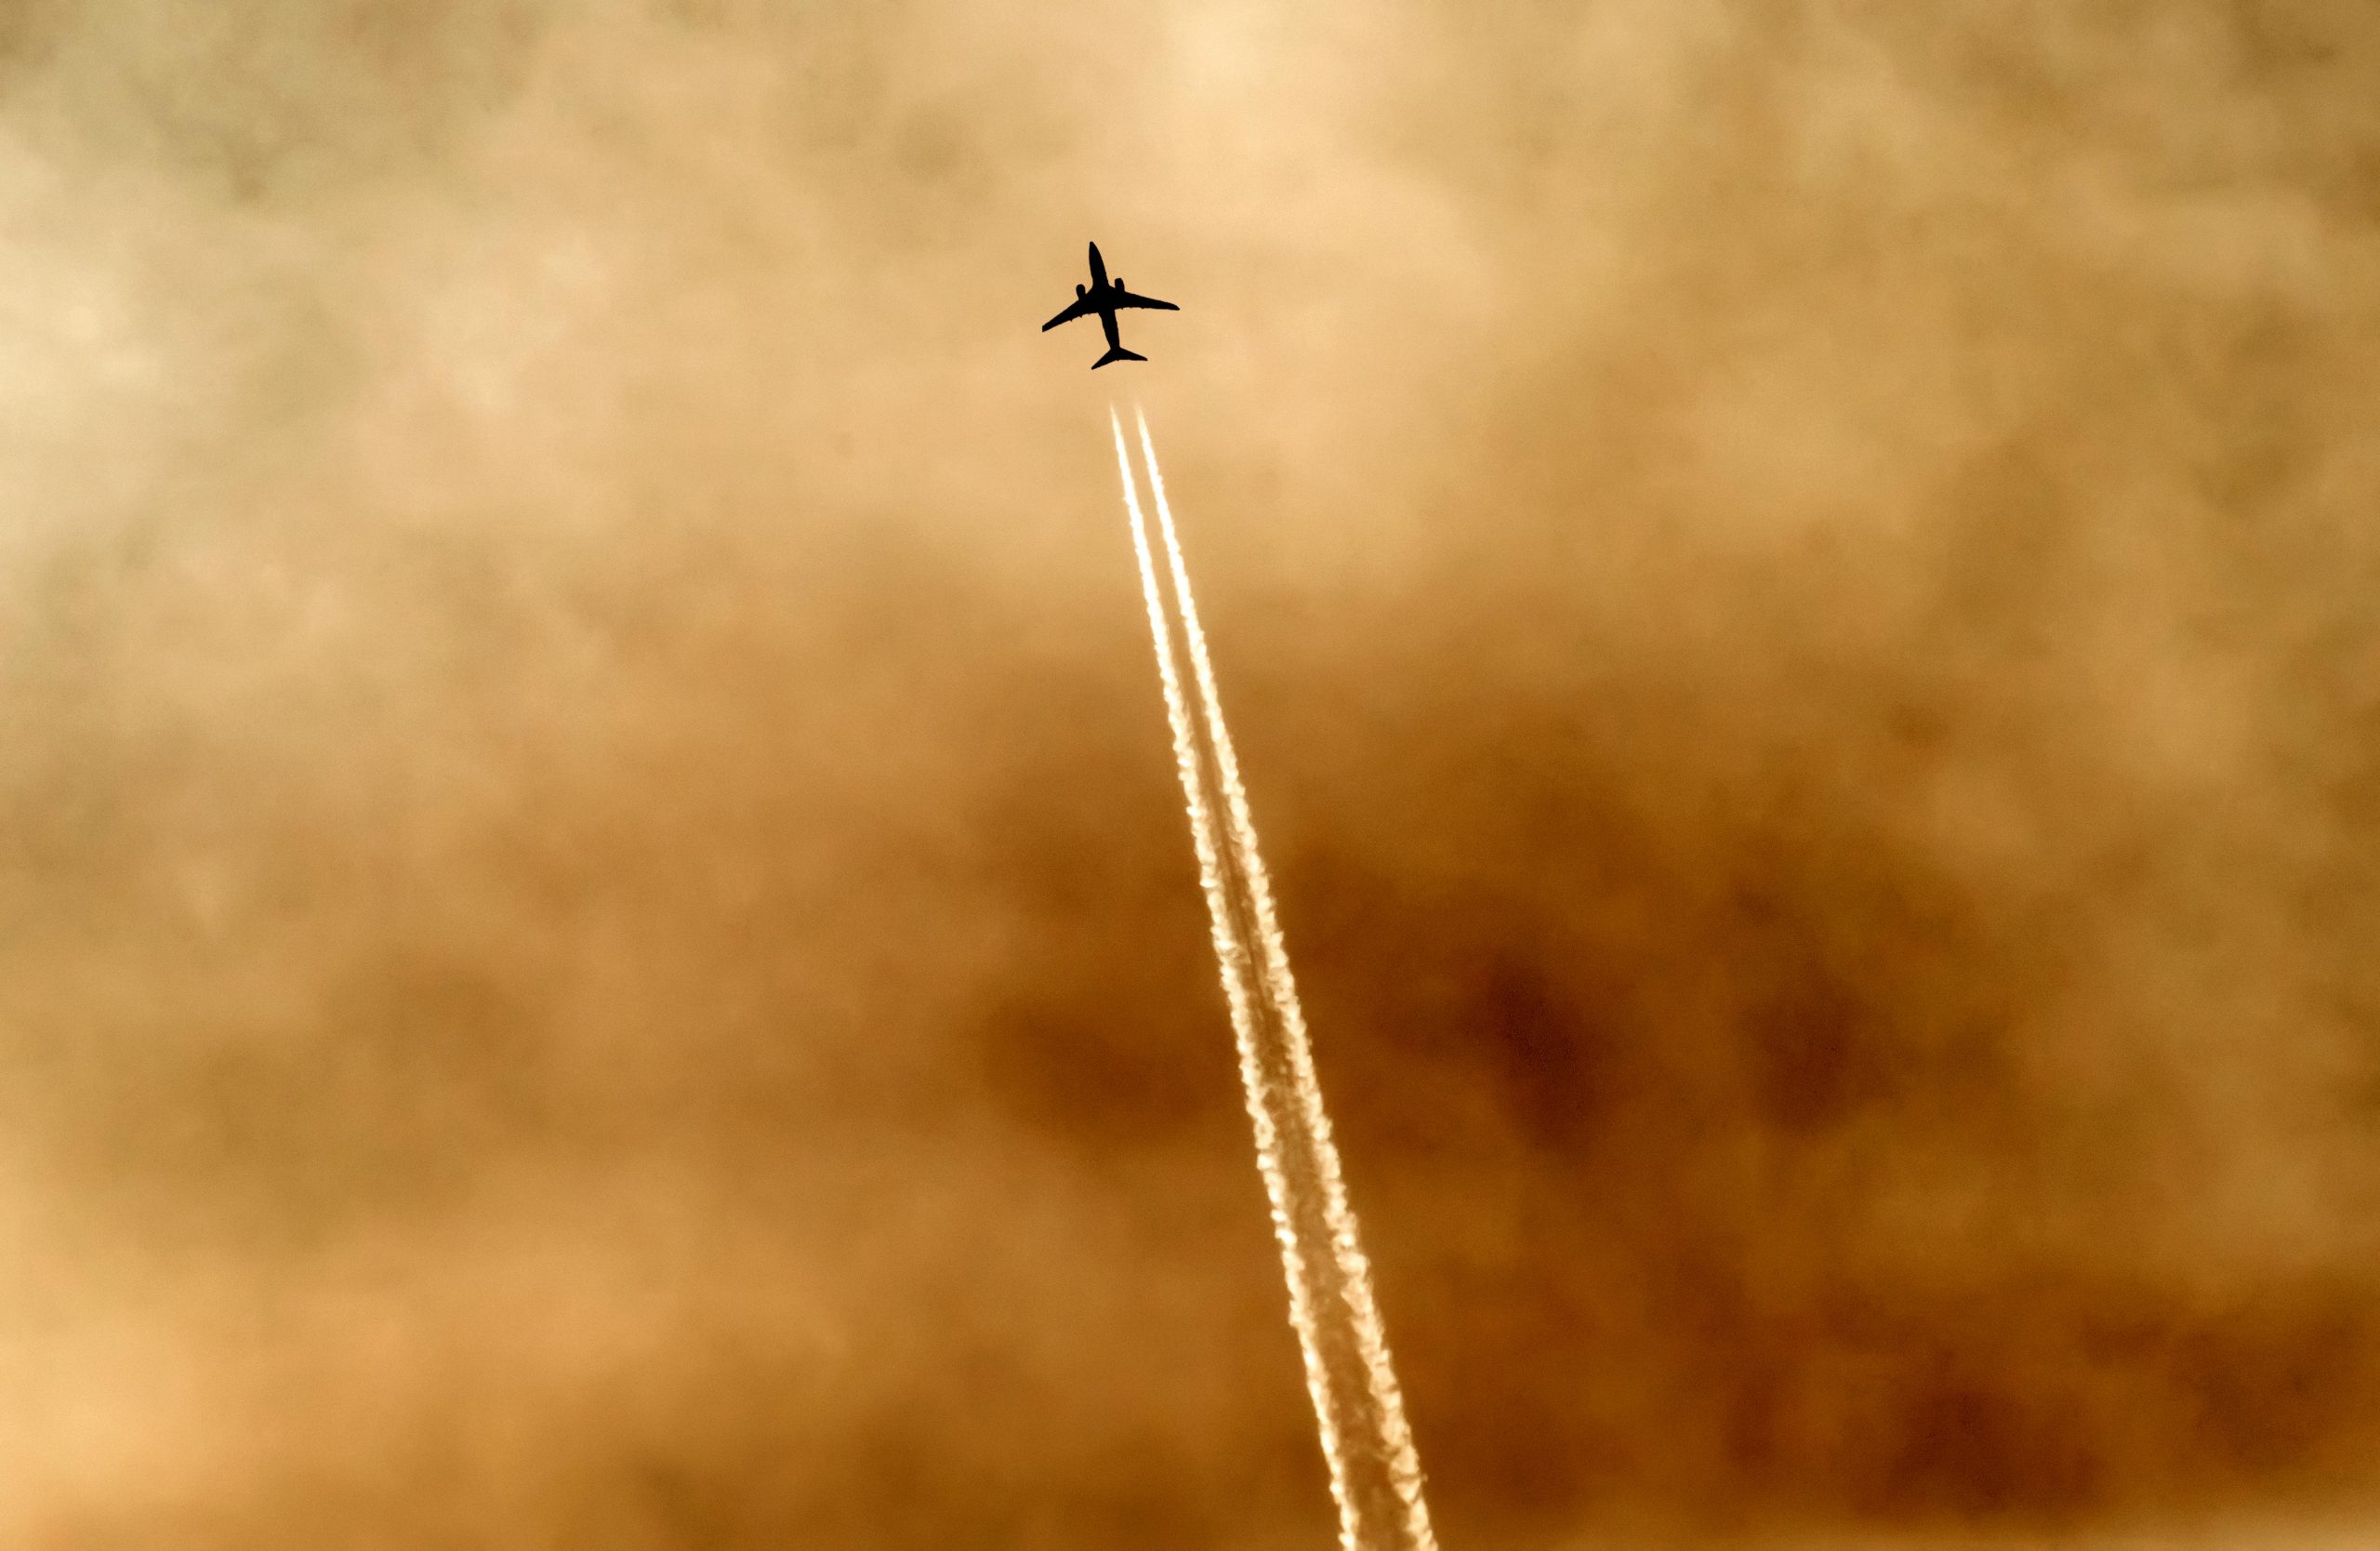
[1041, 242, 1178, 368]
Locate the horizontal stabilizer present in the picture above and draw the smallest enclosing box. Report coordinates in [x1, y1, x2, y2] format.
[1092, 344, 1147, 369]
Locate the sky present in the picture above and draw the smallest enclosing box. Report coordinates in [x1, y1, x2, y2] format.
[2, 2, 2378, 1546]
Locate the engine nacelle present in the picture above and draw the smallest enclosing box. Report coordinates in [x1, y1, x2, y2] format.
[1114, 276, 1123, 293]
[1076, 284, 1086, 298]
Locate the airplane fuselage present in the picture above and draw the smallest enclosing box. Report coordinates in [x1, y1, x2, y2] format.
[1078, 245, 1127, 330]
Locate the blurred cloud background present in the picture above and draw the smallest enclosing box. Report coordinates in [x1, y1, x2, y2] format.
[1, 1, 2376, 1545]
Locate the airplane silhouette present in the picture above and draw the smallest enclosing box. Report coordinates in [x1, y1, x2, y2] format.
[1041, 242, 1178, 368]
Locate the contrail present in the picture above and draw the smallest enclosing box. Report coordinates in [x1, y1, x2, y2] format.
[1112, 407, 1439, 1551]
[1112, 409, 1344, 1474]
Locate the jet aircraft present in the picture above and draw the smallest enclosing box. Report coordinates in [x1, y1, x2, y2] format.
[1041, 242, 1178, 368]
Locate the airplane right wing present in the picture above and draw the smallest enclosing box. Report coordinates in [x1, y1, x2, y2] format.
[1041, 295, 1096, 331]
[1110, 289, 1179, 312]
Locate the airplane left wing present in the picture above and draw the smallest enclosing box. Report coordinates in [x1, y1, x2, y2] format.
[1041, 295, 1096, 331]
[1110, 289, 1179, 312]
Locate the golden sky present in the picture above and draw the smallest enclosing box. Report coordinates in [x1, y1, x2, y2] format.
[3, 2, 2377, 1545]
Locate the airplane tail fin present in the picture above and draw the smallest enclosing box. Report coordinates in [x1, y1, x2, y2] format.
[1092, 345, 1147, 369]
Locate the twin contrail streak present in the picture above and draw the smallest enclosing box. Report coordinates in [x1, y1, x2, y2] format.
[1111, 407, 1439, 1551]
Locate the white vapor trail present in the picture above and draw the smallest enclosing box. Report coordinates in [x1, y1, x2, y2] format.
[1109, 410, 1352, 1509]
[1111, 407, 1439, 1551]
